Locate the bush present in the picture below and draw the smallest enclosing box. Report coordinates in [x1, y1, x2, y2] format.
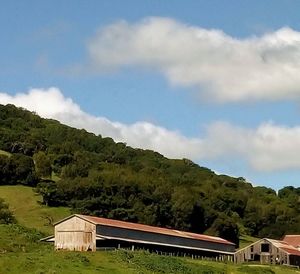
[0, 198, 15, 224]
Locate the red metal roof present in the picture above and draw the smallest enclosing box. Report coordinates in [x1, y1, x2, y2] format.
[268, 239, 300, 257]
[282, 235, 300, 248]
[78, 214, 234, 245]
[281, 247, 300, 257]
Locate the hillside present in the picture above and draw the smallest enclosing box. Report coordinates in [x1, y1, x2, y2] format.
[0, 185, 70, 234]
[0, 186, 298, 274]
[0, 103, 299, 245]
[0, 185, 256, 247]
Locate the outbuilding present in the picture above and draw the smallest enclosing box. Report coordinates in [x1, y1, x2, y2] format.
[44, 214, 235, 260]
[235, 237, 300, 267]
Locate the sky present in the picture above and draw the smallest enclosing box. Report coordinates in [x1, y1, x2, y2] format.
[1, 0, 300, 190]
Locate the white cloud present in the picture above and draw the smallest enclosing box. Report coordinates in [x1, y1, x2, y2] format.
[202, 122, 300, 171]
[2, 88, 300, 171]
[88, 17, 300, 102]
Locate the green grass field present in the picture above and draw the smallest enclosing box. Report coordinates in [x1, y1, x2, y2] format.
[0, 185, 70, 234]
[0, 185, 299, 274]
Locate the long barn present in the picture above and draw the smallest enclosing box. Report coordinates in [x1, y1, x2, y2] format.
[44, 214, 235, 260]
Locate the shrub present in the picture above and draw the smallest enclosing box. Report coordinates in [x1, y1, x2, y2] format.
[0, 198, 15, 224]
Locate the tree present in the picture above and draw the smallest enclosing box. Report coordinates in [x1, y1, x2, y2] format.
[0, 154, 38, 186]
[11, 153, 38, 186]
[36, 180, 61, 206]
[210, 215, 240, 247]
[0, 155, 12, 185]
[33, 151, 52, 178]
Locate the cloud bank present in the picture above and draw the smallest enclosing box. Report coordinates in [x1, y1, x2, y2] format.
[2, 88, 300, 172]
[88, 17, 300, 102]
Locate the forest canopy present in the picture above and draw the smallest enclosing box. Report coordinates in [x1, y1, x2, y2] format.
[0, 104, 299, 246]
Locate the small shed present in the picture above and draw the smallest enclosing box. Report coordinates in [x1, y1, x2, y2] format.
[47, 214, 235, 259]
[235, 237, 300, 267]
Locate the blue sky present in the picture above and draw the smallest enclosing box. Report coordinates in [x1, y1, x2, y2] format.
[1, 1, 300, 190]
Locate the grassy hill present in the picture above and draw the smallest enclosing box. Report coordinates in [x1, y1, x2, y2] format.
[0, 185, 299, 274]
[0, 185, 70, 234]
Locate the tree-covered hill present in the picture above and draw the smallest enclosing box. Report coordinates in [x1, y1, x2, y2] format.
[0, 104, 299, 246]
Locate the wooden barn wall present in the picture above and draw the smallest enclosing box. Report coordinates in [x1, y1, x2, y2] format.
[96, 225, 235, 253]
[55, 216, 96, 251]
[235, 239, 289, 265]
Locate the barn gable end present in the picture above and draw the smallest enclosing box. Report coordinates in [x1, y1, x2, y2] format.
[235, 237, 300, 267]
[55, 215, 96, 251]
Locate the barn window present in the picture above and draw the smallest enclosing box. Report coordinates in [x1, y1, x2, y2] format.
[261, 243, 270, 252]
[250, 245, 253, 252]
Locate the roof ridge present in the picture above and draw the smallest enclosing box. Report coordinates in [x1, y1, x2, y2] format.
[283, 235, 300, 237]
[78, 214, 235, 245]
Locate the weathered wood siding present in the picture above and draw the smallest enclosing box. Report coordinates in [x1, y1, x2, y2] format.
[55, 216, 96, 251]
[235, 239, 289, 265]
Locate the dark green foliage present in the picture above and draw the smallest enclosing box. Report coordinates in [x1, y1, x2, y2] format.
[0, 153, 38, 186]
[0, 198, 15, 224]
[209, 215, 240, 247]
[278, 186, 300, 210]
[0, 103, 299, 241]
[35, 180, 62, 206]
[33, 151, 52, 178]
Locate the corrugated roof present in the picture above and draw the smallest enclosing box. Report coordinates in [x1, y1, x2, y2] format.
[280, 247, 300, 257]
[282, 235, 300, 248]
[268, 239, 300, 256]
[77, 214, 234, 246]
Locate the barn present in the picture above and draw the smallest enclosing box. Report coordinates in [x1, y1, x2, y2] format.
[235, 236, 300, 267]
[44, 214, 235, 260]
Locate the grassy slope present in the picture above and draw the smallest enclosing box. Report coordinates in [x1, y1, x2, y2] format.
[239, 235, 259, 249]
[0, 186, 299, 274]
[0, 185, 70, 234]
[0, 150, 11, 157]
